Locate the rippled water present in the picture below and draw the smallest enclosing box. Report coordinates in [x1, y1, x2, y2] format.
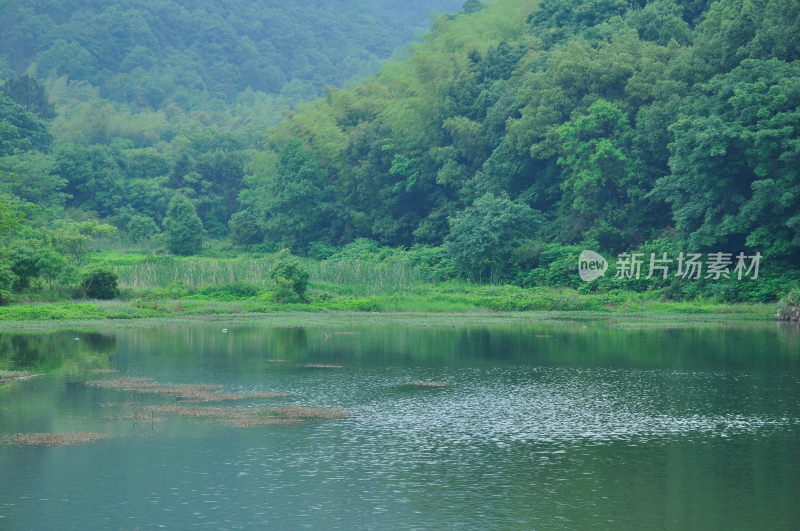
[1, 319, 799, 528]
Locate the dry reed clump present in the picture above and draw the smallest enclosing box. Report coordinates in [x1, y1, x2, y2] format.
[407, 381, 451, 388]
[146, 404, 346, 427]
[85, 377, 292, 402]
[0, 371, 41, 385]
[300, 364, 344, 369]
[2, 432, 113, 446]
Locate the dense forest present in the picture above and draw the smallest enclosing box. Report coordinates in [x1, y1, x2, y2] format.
[1, 0, 799, 305]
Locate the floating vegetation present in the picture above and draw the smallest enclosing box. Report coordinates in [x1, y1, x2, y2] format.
[147, 404, 346, 427]
[85, 377, 292, 402]
[2, 432, 112, 446]
[300, 363, 344, 369]
[0, 371, 41, 385]
[407, 381, 451, 388]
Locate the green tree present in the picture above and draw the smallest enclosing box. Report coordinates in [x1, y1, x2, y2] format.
[0, 193, 25, 232]
[52, 220, 117, 264]
[163, 193, 203, 255]
[229, 210, 263, 246]
[1, 75, 56, 120]
[557, 99, 647, 249]
[126, 214, 160, 242]
[655, 59, 800, 256]
[35, 247, 67, 289]
[445, 193, 542, 281]
[0, 94, 52, 154]
[270, 250, 310, 303]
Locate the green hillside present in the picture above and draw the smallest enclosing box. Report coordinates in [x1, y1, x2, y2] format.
[0, 0, 464, 108]
[0, 0, 799, 309]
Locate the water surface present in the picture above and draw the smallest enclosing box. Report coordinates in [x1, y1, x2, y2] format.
[1, 318, 799, 529]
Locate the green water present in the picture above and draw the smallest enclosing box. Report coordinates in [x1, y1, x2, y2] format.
[1, 319, 799, 529]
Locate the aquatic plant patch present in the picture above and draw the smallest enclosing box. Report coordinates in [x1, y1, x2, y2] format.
[85, 377, 292, 401]
[2, 433, 113, 446]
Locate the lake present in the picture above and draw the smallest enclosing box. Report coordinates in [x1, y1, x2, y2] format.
[1, 316, 799, 529]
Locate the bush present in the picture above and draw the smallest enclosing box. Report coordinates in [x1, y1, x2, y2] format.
[777, 287, 800, 321]
[80, 264, 119, 299]
[127, 214, 160, 242]
[270, 250, 309, 303]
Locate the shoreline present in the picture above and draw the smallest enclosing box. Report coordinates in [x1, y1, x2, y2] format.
[0, 308, 780, 332]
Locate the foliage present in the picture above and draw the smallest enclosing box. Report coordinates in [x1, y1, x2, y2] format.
[0, 0, 464, 110]
[52, 220, 117, 264]
[163, 193, 203, 255]
[0, 193, 25, 231]
[776, 287, 800, 322]
[1, 75, 55, 120]
[126, 214, 160, 242]
[446, 193, 542, 281]
[0, 94, 51, 154]
[0, 0, 798, 306]
[0, 260, 16, 305]
[270, 250, 310, 303]
[80, 264, 119, 300]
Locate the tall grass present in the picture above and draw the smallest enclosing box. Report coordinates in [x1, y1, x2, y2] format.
[114, 255, 434, 294]
[306, 260, 434, 294]
[116, 257, 276, 289]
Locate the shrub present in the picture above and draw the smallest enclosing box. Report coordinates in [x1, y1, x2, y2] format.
[270, 250, 309, 303]
[777, 287, 800, 321]
[80, 264, 119, 299]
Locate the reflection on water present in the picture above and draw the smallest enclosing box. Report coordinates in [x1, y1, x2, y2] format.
[1, 320, 799, 529]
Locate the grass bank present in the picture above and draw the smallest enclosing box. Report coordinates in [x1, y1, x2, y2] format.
[0, 251, 779, 323]
[0, 281, 776, 323]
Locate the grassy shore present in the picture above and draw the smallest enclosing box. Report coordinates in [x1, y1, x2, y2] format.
[0, 251, 779, 324]
[0, 282, 776, 324]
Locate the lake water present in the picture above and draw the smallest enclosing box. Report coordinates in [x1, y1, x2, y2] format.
[1, 317, 799, 529]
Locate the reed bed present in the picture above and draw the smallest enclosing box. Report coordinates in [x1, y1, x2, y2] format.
[116, 258, 276, 290]
[307, 260, 433, 295]
[114, 256, 434, 295]
[2, 432, 112, 446]
[85, 377, 292, 402]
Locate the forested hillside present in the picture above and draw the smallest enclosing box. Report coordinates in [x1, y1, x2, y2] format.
[0, 0, 464, 107]
[232, 0, 800, 298]
[1, 0, 799, 306]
